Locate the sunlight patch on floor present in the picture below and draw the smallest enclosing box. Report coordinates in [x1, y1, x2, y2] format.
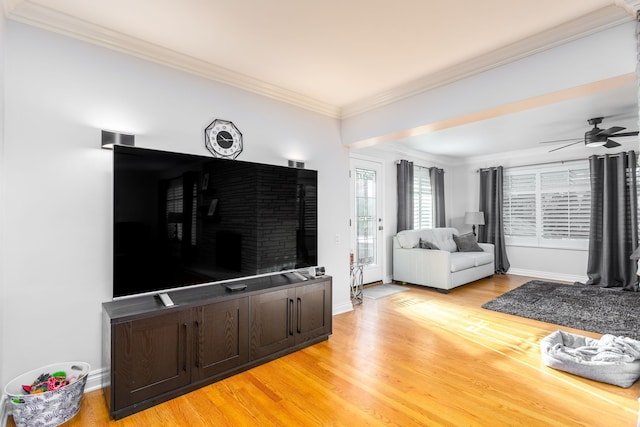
[393, 296, 639, 416]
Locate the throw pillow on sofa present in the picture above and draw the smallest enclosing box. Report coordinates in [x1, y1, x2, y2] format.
[453, 233, 483, 252]
[417, 238, 439, 250]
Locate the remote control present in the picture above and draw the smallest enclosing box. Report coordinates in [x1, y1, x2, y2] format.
[291, 271, 308, 281]
[158, 293, 175, 307]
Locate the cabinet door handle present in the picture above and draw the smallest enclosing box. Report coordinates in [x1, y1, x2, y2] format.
[182, 323, 188, 372]
[194, 320, 200, 368]
[297, 297, 302, 334]
[289, 298, 294, 336]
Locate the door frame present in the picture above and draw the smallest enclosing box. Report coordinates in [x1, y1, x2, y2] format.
[349, 155, 386, 285]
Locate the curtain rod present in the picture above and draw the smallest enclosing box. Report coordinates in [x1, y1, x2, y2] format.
[476, 151, 637, 172]
[396, 160, 445, 172]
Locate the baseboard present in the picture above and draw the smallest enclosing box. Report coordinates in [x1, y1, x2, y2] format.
[85, 368, 106, 393]
[508, 268, 587, 284]
[333, 301, 354, 315]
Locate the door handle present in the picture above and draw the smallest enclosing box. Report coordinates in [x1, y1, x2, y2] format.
[289, 299, 294, 336]
[194, 320, 200, 368]
[182, 323, 188, 372]
[297, 297, 302, 334]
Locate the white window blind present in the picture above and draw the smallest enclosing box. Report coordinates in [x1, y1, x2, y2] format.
[503, 173, 536, 238]
[540, 168, 590, 240]
[503, 161, 590, 249]
[413, 166, 432, 229]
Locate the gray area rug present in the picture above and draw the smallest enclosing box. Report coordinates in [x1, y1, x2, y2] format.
[363, 284, 409, 300]
[482, 280, 640, 340]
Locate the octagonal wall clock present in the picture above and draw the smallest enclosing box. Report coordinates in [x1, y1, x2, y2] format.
[204, 119, 243, 159]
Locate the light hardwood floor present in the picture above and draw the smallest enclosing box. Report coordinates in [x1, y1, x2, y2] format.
[8, 274, 640, 426]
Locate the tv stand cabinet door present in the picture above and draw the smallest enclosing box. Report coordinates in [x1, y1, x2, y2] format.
[193, 297, 249, 381]
[295, 279, 332, 344]
[112, 309, 192, 412]
[250, 288, 296, 359]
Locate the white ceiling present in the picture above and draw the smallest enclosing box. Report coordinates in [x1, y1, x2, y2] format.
[3, 0, 640, 158]
[383, 77, 640, 159]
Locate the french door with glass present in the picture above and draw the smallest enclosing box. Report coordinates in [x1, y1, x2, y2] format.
[350, 158, 383, 284]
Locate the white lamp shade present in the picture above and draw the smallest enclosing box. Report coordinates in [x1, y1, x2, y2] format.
[464, 211, 485, 225]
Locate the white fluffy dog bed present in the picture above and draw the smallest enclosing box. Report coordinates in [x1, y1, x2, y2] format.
[540, 330, 640, 388]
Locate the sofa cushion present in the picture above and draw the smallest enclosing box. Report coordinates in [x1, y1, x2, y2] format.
[396, 230, 420, 249]
[418, 238, 439, 250]
[430, 230, 458, 253]
[450, 252, 493, 272]
[450, 253, 478, 272]
[472, 251, 494, 266]
[453, 232, 483, 252]
[396, 228, 459, 252]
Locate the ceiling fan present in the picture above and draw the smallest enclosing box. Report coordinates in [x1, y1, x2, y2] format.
[540, 117, 639, 152]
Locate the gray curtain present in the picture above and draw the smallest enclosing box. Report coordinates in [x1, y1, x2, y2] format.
[430, 167, 446, 227]
[584, 151, 638, 290]
[478, 166, 510, 274]
[397, 160, 414, 232]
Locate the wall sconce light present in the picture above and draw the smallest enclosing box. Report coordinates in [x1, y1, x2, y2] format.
[464, 211, 485, 236]
[288, 160, 305, 169]
[101, 130, 135, 149]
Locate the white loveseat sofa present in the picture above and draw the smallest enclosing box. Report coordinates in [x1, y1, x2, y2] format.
[392, 227, 495, 292]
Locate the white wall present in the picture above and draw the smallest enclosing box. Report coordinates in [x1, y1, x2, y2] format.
[342, 22, 636, 146]
[1, 21, 352, 389]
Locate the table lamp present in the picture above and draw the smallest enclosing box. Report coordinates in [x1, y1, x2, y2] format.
[464, 211, 485, 237]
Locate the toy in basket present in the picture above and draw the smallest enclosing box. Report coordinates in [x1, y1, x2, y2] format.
[4, 362, 90, 427]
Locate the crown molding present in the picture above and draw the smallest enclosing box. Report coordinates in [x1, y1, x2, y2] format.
[619, 0, 640, 13]
[2, 2, 635, 120]
[2, 0, 342, 118]
[341, 4, 635, 118]
[2, 0, 21, 15]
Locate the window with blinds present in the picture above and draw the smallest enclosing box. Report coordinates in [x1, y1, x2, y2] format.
[413, 166, 433, 229]
[503, 173, 536, 238]
[540, 168, 590, 240]
[503, 161, 590, 249]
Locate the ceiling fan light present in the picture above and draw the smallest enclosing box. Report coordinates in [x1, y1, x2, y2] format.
[585, 140, 605, 147]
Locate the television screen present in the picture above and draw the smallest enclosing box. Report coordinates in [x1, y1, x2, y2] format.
[113, 146, 317, 298]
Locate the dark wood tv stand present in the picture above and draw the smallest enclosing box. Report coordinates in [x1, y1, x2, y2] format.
[102, 274, 332, 420]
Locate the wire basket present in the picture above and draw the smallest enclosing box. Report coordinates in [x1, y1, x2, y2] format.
[4, 362, 90, 427]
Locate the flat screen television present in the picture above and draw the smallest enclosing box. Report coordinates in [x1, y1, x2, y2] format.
[113, 145, 318, 298]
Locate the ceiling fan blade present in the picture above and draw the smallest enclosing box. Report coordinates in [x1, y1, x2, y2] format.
[549, 140, 584, 152]
[597, 126, 625, 137]
[603, 139, 621, 148]
[609, 131, 638, 137]
[539, 138, 583, 144]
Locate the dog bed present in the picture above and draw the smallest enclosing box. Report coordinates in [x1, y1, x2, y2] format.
[540, 330, 640, 388]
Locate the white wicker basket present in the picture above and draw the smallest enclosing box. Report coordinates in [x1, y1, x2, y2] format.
[4, 362, 90, 427]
